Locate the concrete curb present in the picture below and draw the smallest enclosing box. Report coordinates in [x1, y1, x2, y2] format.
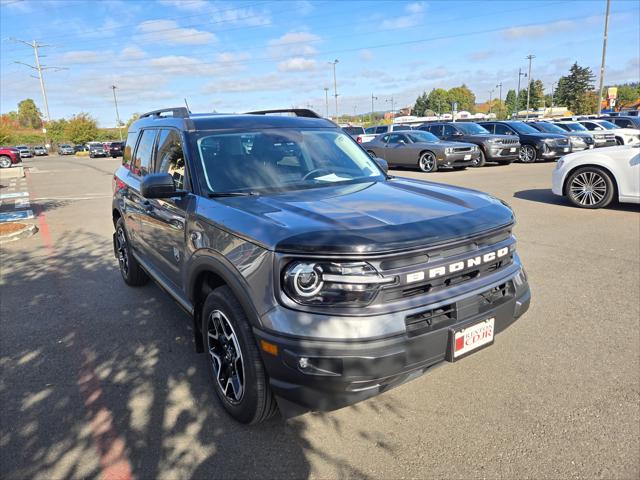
[0, 166, 25, 179]
[0, 222, 38, 244]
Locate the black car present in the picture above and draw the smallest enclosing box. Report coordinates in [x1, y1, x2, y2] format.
[478, 121, 571, 162]
[107, 141, 124, 157]
[112, 107, 530, 424]
[74, 144, 88, 153]
[599, 116, 640, 129]
[528, 121, 595, 151]
[419, 122, 519, 167]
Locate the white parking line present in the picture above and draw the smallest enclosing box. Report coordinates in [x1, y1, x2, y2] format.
[0, 192, 29, 200]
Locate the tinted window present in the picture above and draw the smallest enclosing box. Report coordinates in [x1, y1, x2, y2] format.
[122, 132, 138, 168]
[343, 126, 365, 135]
[407, 131, 439, 142]
[533, 122, 566, 134]
[493, 124, 514, 135]
[509, 122, 539, 134]
[381, 134, 390, 143]
[456, 123, 490, 134]
[426, 124, 443, 137]
[479, 123, 494, 133]
[387, 134, 406, 144]
[132, 129, 156, 177]
[375, 126, 388, 134]
[613, 119, 632, 128]
[442, 124, 457, 136]
[365, 127, 376, 134]
[155, 129, 186, 190]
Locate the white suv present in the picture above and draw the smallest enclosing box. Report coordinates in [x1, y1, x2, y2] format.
[579, 119, 640, 146]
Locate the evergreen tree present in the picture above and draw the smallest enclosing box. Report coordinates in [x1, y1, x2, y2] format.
[554, 62, 595, 113]
[505, 89, 517, 117]
[412, 92, 428, 117]
[17, 99, 42, 129]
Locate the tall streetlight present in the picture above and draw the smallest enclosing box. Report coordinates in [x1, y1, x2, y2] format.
[597, 0, 611, 114]
[111, 85, 123, 141]
[488, 89, 494, 114]
[525, 54, 535, 120]
[371, 93, 377, 124]
[323, 87, 329, 118]
[386, 96, 395, 118]
[496, 82, 503, 118]
[328, 59, 339, 120]
[517, 68, 527, 115]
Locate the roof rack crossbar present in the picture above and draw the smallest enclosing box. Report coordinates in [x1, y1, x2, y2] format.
[140, 107, 190, 119]
[245, 109, 322, 119]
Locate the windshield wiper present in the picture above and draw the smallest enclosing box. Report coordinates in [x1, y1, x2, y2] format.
[207, 191, 260, 198]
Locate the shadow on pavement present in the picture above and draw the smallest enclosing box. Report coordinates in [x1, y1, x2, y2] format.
[0, 229, 406, 479]
[514, 188, 640, 212]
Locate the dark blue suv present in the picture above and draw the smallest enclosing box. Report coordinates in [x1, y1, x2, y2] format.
[112, 108, 530, 423]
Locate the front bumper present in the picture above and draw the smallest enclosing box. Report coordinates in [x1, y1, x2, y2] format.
[486, 145, 520, 161]
[438, 151, 480, 168]
[256, 268, 530, 416]
[538, 144, 571, 159]
[552, 166, 564, 196]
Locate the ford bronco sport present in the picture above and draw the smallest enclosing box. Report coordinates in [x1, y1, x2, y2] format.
[112, 108, 531, 424]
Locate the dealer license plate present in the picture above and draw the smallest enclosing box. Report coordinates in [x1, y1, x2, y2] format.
[563, 147, 570, 152]
[464, 154, 471, 160]
[450, 318, 495, 361]
[509, 147, 516, 152]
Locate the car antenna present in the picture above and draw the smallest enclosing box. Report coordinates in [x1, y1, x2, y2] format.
[184, 98, 191, 113]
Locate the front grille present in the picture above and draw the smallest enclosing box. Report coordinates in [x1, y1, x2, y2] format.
[453, 146, 473, 153]
[405, 304, 456, 337]
[553, 138, 570, 147]
[499, 138, 519, 145]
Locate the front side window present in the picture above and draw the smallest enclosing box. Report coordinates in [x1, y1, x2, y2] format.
[442, 124, 457, 136]
[407, 131, 439, 143]
[456, 123, 490, 134]
[387, 134, 405, 144]
[493, 124, 514, 135]
[156, 129, 186, 190]
[195, 129, 384, 194]
[375, 126, 388, 134]
[132, 129, 156, 177]
[122, 131, 138, 168]
[509, 122, 539, 134]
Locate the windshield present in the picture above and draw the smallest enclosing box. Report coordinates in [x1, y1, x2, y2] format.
[195, 129, 384, 194]
[562, 122, 588, 132]
[342, 126, 365, 135]
[596, 120, 617, 130]
[534, 122, 566, 134]
[509, 122, 539, 134]
[407, 131, 439, 143]
[455, 123, 490, 134]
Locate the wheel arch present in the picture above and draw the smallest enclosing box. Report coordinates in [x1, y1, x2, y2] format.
[562, 163, 619, 198]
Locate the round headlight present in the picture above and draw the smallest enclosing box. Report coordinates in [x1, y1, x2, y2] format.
[289, 262, 324, 297]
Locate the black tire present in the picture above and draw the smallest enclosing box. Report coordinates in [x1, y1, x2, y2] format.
[89, 153, 94, 158]
[418, 151, 438, 172]
[0, 156, 11, 169]
[519, 144, 537, 163]
[470, 150, 486, 168]
[202, 286, 277, 424]
[114, 218, 149, 286]
[566, 166, 615, 209]
[615, 137, 624, 146]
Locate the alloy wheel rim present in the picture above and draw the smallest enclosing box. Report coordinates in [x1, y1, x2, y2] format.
[570, 171, 607, 206]
[520, 146, 534, 162]
[420, 153, 434, 171]
[116, 227, 129, 276]
[207, 310, 245, 404]
[0, 158, 10, 168]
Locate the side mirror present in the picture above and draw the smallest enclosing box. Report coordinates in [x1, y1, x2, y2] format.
[140, 173, 185, 199]
[374, 157, 388, 173]
[453, 131, 463, 136]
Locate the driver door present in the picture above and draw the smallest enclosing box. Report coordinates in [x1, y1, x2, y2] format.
[383, 133, 408, 166]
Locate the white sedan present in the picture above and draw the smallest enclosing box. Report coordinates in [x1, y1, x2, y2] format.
[579, 119, 640, 146]
[552, 144, 640, 208]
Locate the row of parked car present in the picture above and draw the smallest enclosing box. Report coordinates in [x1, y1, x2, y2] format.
[56, 141, 124, 158]
[342, 115, 640, 172]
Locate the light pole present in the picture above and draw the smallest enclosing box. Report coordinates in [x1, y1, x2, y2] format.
[371, 93, 377, 124]
[517, 68, 527, 115]
[597, 0, 611, 114]
[323, 87, 329, 118]
[328, 59, 339, 120]
[496, 82, 503, 118]
[525, 54, 535, 120]
[386, 96, 394, 118]
[551, 82, 557, 113]
[488, 89, 494, 114]
[111, 85, 123, 141]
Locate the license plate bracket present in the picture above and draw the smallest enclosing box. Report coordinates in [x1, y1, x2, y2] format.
[446, 318, 495, 362]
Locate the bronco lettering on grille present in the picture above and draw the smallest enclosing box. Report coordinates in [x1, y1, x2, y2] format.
[406, 247, 510, 283]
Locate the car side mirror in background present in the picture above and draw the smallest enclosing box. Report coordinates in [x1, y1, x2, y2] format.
[374, 157, 388, 173]
[140, 173, 186, 199]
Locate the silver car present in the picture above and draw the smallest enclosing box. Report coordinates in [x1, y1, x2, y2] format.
[364, 130, 480, 172]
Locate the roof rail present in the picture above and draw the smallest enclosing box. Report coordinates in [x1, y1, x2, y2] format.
[140, 107, 190, 119]
[245, 109, 322, 119]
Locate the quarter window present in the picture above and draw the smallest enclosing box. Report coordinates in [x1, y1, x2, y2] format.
[132, 129, 157, 177]
[155, 129, 186, 190]
[122, 132, 138, 168]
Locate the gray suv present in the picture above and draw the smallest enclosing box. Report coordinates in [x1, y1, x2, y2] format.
[112, 108, 531, 423]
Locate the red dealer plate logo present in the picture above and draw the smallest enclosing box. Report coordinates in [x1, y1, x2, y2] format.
[453, 318, 495, 360]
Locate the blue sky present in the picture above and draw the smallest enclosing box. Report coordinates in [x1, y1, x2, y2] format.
[1, 0, 639, 127]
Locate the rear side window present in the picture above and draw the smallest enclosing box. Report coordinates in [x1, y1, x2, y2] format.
[614, 119, 632, 128]
[155, 129, 186, 190]
[132, 129, 157, 177]
[375, 126, 388, 134]
[122, 132, 138, 168]
[494, 124, 513, 135]
[480, 124, 494, 133]
[429, 125, 444, 137]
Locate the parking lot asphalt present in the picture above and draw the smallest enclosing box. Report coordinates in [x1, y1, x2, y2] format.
[1, 155, 638, 480]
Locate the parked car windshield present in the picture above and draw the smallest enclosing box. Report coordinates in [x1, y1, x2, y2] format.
[342, 126, 365, 135]
[533, 122, 567, 134]
[509, 122, 539, 134]
[195, 129, 384, 194]
[406, 131, 439, 143]
[455, 123, 490, 134]
[595, 120, 618, 130]
[559, 122, 588, 132]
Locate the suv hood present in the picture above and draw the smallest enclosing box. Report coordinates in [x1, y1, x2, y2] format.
[522, 132, 566, 140]
[198, 178, 514, 254]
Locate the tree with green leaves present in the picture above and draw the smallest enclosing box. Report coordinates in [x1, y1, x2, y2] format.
[554, 63, 595, 114]
[505, 89, 517, 117]
[65, 113, 99, 144]
[47, 119, 69, 143]
[125, 113, 141, 130]
[17, 99, 42, 129]
[426, 88, 449, 114]
[614, 84, 640, 106]
[528, 79, 545, 110]
[448, 85, 476, 112]
[412, 92, 429, 117]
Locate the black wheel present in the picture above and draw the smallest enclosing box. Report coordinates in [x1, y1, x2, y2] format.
[566, 166, 615, 209]
[0, 156, 11, 168]
[519, 144, 537, 163]
[418, 151, 437, 172]
[202, 286, 277, 424]
[89, 153, 94, 158]
[471, 150, 486, 168]
[615, 137, 624, 146]
[115, 218, 149, 286]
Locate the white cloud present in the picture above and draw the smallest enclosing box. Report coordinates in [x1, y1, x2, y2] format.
[211, 5, 272, 26]
[382, 1, 426, 29]
[268, 31, 321, 57]
[405, 2, 425, 14]
[467, 50, 493, 62]
[359, 49, 373, 61]
[502, 20, 576, 39]
[148, 55, 216, 75]
[277, 57, 317, 72]
[216, 51, 251, 63]
[158, 0, 208, 10]
[121, 46, 146, 60]
[61, 50, 105, 64]
[137, 19, 217, 45]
